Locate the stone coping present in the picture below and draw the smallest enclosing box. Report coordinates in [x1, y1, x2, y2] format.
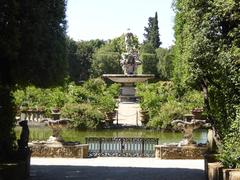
[29, 142, 89, 158]
[103, 74, 154, 83]
[155, 144, 208, 159]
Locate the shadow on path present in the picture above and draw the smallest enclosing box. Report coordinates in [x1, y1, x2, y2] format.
[30, 165, 206, 180]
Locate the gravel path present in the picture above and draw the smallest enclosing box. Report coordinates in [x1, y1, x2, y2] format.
[30, 157, 206, 180]
[116, 102, 141, 126]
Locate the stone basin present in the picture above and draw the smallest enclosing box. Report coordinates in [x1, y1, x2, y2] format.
[103, 74, 154, 83]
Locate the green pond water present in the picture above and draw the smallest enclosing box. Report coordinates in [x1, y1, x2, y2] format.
[15, 126, 208, 144]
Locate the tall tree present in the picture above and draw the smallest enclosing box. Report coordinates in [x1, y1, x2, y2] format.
[173, 0, 240, 142]
[156, 47, 174, 80]
[0, 0, 67, 160]
[143, 12, 161, 48]
[140, 43, 158, 76]
[16, 0, 67, 87]
[66, 38, 105, 82]
[0, 0, 19, 159]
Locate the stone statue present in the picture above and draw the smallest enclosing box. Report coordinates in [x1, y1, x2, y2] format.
[18, 120, 29, 150]
[41, 118, 70, 143]
[120, 30, 141, 75]
[171, 119, 211, 146]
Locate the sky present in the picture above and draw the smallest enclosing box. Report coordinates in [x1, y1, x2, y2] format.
[66, 0, 175, 48]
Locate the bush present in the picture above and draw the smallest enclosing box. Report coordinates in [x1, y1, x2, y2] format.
[137, 81, 204, 129]
[97, 95, 117, 113]
[106, 83, 120, 98]
[13, 86, 67, 115]
[83, 78, 106, 94]
[181, 90, 204, 111]
[61, 103, 105, 129]
[218, 106, 240, 168]
[148, 100, 186, 129]
[12, 78, 118, 129]
[66, 83, 96, 104]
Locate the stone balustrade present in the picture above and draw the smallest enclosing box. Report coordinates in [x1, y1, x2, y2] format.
[20, 109, 45, 122]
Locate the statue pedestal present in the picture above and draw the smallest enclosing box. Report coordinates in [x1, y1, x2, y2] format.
[120, 83, 137, 102]
[103, 74, 154, 102]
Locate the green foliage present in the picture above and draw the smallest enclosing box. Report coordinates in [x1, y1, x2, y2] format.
[141, 53, 158, 75]
[156, 47, 174, 80]
[0, 0, 67, 159]
[173, 0, 240, 168]
[218, 106, 240, 168]
[137, 81, 204, 129]
[66, 38, 105, 82]
[13, 86, 67, 116]
[16, 0, 68, 87]
[173, 0, 240, 140]
[66, 83, 94, 104]
[148, 100, 185, 129]
[91, 50, 121, 77]
[181, 90, 204, 110]
[143, 12, 161, 48]
[97, 95, 116, 113]
[61, 103, 104, 129]
[106, 83, 120, 98]
[83, 78, 106, 94]
[140, 43, 156, 54]
[12, 78, 118, 129]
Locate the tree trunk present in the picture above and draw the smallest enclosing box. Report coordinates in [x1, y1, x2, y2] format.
[0, 85, 16, 161]
[201, 79, 221, 146]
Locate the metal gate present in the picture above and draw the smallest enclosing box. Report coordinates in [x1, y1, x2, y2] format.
[85, 137, 158, 157]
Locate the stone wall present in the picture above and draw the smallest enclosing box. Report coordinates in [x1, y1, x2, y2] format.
[30, 144, 89, 158]
[155, 145, 208, 159]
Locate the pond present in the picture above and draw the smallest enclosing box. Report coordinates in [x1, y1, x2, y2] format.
[15, 126, 208, 144]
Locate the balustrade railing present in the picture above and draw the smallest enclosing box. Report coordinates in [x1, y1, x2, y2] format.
[86, 137, 158, 157]
[20, 109, 45, 122]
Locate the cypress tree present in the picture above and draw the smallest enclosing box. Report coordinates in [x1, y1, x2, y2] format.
[143, 12, 161, 48]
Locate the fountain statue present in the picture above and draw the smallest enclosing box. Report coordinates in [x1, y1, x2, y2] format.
[41, 110, 70, 143]
[103, 29, 154, 102]
[120, 30, 141, 75]
[171, 115, 211, 146]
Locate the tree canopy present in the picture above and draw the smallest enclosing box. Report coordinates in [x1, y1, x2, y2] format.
[0, 0, 67, 159]
[66, 38, 105, 83]
[173, 0, 240, 140]
[143, 12, 161, 48]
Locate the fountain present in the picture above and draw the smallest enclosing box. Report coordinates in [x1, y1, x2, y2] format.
[155, 110, 211, 159]
[28, 110, 89, 158]
[103, 29, 154, 102]
[171, 116, 211, 146]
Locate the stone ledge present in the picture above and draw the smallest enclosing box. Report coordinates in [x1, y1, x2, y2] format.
[155, 145, 208, 159]
[30, 143, 89, 158]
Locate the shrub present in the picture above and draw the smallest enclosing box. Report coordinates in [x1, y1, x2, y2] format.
[181, 90, 204, 111]
[218, 106, 240, 168]
[106, 83, 120, 98]
[137, 81, 204, 129]
[61, 103, 105, 129]
[148, 100, 185, 129]
[66, 83, 96, 104]
[97, 95, 117, 113]
[83, 78, 106, 94]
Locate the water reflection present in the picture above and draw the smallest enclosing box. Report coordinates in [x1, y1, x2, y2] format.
[15, 126, 208, 144]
